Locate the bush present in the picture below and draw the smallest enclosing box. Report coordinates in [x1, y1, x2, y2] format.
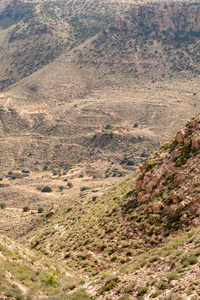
[124, 282, 136, 293]
[41, 186, 52, 193]
[79, 172, 84, 178]
[0, 176, 3, 181]
[127, 159, 135, 166]
[59, 185, 64, 191]
[80, 186, 89, 191]
[21, 168, 30, 173]
[38, 207, 44, 213]
[67, 182, 73, 188]
[0, 202, 6, 209]
[102, 277, 119, 292]
[137, 286, 148, 296]
[23, 206, 30, 212]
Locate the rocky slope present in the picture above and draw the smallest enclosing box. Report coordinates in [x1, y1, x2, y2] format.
[79, 2, 200, 79]
[0, 113, 195, 298]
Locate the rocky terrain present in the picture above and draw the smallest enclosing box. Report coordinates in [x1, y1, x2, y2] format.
[0, 113, 199, 299]
[1, 1, 200, 299]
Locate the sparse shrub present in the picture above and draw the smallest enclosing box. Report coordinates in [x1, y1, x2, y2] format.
[102, 277, 119, 292]
[100, 244, 107, 251]
[188, 255, 198, 265]
[64, 178, 68, 182]
[21, 168, 30, 173]
[167, 270, 179, 282]
[137, 286, 148, 296]
[127, 159, 135, 166]
[38, 207, 44, 213]
[46, 275, 56, 286]
[67, 182, 73, 188]
[110, 254, 118, 262]
[59, 185, 64, 191]
[36, 186, 42, 190]
[93, 174, 99, 179]
[0, 202, 6, 209]
[0, 176, 3, 181]
[79, 172, 84, 178]
[41, 186, 52, 193]
[23, 206, 30, 212]
[124, 282, 136, 293]
[12, 175, 16, 180]
[81, 186, 89, 191]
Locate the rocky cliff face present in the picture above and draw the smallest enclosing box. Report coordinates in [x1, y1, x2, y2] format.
[79, 2, 200, 79]
[129, 114, 200, 238]
[101, 3, 200, 42]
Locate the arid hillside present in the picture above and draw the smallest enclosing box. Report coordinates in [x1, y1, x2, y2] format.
[1, 112, 199, 299]
[0, 3, 200, 173]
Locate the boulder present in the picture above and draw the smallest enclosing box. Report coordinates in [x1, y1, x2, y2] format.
[152, 201, 163, 213]
[175, 129, 185, 144]
[137, 191, 145, 202]
[138, 194, 150, 203]
[146, 180, 157, 194]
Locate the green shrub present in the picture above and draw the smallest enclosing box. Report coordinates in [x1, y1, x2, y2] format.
[23, 206, 30, 212]
[0, 176, 3, 181]
[124, 282, 136, 293]
[67, 182, 73, 188]
[0, 202, 6, 209]
[137, 286, 148, 296]
[79, 172, 84, 178]
[110, 254, 118, 262]
[80, 186, 89, 191]
[102, 277, 119, 292]
[127, 159, 135, 166]
[167, 271, 179, 282]
[38, 207, 44, 213]
[21, 168, 30, 173]
[41, 186, 52, 193]
[46, 275, 56, 286]
[59, 185, 64, 191]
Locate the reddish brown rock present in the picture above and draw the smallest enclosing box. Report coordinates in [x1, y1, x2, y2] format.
[146, 180, 157, 194]
[137, 191, 145, 202]
[175, 130, 185, 143]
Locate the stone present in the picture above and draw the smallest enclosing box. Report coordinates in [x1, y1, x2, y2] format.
[180, 214, 187, 222]
[152, 201, 163, 213]
[137, 191, 145, 202]
[139, 194, 150, 203]
[139, 163, 146, 174]
[172, 193, 182, 203]
[175, 129, 185, 144]
[86, 251, 96, 260]
[152, 188, 160, 197]
[192, 139, 199, 149]
[191, 218, 200, 227]
[135, 180, 142, 190]
[146, 180, 157, 193]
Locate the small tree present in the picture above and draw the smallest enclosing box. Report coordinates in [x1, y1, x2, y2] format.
[41, 186, 52, 193]
[23, 206, 30, 212]
[38, 207, 44, 213]
[67, 182, 73, 188]
[59, 185, 64, 192]
[0, 202, 6, 209]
